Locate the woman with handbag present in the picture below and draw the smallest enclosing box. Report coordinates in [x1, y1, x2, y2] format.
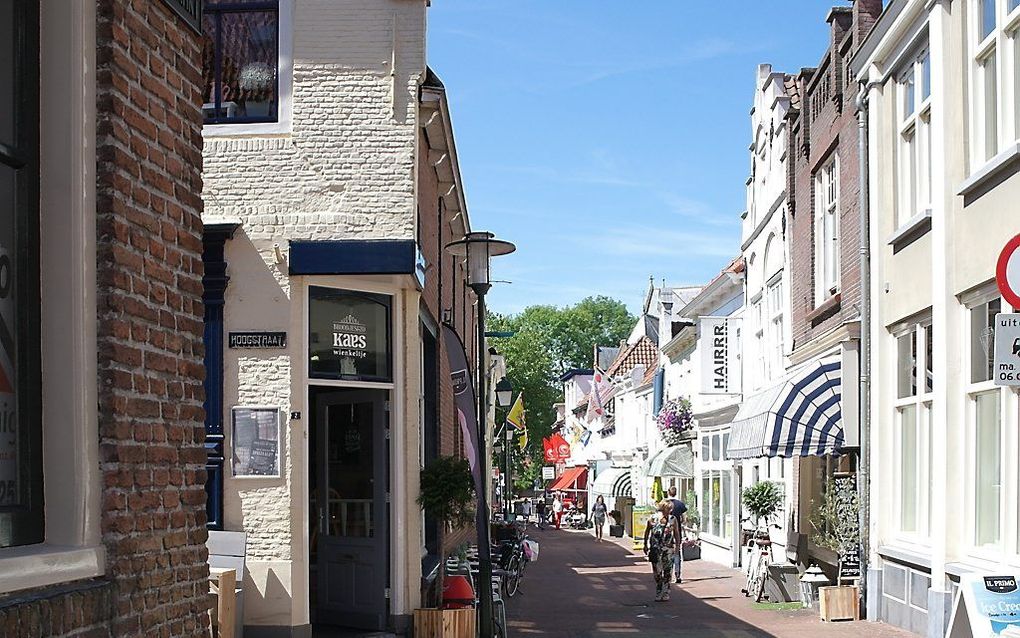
[643, 499, 681, 601]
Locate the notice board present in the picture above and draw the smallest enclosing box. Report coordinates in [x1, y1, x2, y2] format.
[231, 407, 281, 477]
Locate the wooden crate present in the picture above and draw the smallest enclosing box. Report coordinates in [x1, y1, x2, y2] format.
[413, 608, 476, 638]
[819, 585, 860, 622]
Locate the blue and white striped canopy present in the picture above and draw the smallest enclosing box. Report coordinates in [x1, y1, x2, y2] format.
[726, 357, 844, 459]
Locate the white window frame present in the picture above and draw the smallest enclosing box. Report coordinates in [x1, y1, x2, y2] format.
[897, 47, 933, 228]
[968, 0, 1020, 169]
[963, 292, 1019, 561]
[699, 429, 733, 542]
[765, 274, 785, 381]
[0, 1, 106, 595]
[203, 0, 295, 137]
[891, 320, 933, 541]
[750, 293, 765, 390]
[814, 155, 840, 301]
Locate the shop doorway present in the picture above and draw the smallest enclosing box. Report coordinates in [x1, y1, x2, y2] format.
[309, 387, 389, 631]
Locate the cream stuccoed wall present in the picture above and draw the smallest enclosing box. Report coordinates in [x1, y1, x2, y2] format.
[203, 0, 430, 631]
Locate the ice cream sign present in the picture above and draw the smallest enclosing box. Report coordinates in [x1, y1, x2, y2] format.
[947, 574, 1020, 637]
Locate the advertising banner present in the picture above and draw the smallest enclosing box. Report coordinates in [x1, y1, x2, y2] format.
[632, 505, 656, 551]
[442, 324, 482, 502]
[700, 316, 741, 395]
[947, 574, 1020, 637]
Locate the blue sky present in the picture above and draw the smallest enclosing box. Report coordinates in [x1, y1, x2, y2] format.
[427, 1, 838, 314]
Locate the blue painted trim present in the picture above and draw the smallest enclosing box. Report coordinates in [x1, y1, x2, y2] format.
[289, 239, 417, 276]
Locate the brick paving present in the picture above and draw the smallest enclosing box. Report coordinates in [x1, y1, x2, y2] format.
[504, 528, 914, 638]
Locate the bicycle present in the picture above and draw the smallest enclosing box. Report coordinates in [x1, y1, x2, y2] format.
[739, 518, 781, 603]
[496, 530, 531, 597]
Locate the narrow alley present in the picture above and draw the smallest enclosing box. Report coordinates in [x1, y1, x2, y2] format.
[505, 530, 913, 638]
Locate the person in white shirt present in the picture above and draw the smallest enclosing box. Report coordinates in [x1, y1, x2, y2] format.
[552, 494, 564, 529]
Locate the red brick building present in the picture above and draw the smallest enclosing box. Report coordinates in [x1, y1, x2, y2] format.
[0, 1, 210, 636]
[785, 0, 881, 554]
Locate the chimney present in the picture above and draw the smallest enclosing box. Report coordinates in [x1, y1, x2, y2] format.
[658, 286, 674, 346]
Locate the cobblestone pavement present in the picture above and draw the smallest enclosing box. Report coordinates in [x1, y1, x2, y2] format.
[504, 527, 913, 638]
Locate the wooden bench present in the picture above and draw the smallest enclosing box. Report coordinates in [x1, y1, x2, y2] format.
[208, 530, 246, 638]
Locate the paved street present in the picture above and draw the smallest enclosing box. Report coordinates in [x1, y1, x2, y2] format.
[505, 529, 913, 638]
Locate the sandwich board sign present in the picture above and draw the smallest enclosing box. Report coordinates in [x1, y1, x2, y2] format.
[946, 574, 1020, 637]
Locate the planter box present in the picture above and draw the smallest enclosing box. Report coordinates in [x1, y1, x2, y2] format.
[609, 524, 625, 537]
[413, 608, 476, 638]
[819, 585, 860, 622]
[681, 544, 701, 561]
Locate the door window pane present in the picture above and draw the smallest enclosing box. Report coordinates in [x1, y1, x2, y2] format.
[710, 473, 721, 537]
[899, 405, 918, 532]
[974, 391, 1001, 547]
[721, 471, 732, 540]
[328, 401, 375, 538]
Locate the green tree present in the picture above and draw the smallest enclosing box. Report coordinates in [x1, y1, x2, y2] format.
[488, 296, 635, 489]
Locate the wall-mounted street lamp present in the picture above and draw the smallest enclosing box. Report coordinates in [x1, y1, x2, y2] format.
[444, 231, 515, 638]
[495, 377, 514, 408]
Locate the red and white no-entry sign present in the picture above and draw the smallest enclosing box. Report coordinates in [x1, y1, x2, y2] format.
[997, 234, 1020, 310]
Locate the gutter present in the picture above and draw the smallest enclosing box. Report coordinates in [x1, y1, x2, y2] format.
[856, 78, 880, 620]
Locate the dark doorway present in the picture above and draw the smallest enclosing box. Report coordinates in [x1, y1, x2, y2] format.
[309, 387, 389, 631]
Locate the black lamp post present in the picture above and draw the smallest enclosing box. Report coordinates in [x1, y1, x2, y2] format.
[495, 377, 514, 520]
[444, 231, 515, 638]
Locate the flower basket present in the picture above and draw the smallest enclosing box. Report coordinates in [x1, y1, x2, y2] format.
[655, 397, 694, 446]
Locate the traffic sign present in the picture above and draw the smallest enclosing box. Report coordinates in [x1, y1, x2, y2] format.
[993, 314, 1020, 386]
[996, 234, 1020, 309]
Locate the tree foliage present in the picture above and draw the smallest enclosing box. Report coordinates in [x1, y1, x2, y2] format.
[488, 296, 635, 489]
[417, 456, 475, 529]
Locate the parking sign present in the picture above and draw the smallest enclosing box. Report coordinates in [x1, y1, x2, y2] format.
[993, 314, 1020, 386]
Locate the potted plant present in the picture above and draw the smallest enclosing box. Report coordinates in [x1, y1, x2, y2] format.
[681, 490, 701, 560]
[414, 457, 476, 638]
[654, 397, 694, 446]
[741, 481, 784, 532]
[238, 61, 275, 118]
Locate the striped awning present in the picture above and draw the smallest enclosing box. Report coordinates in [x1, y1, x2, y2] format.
[727, 356, 844, 459]
[645, 445, 694, 479]
[592, 467, 632, 497]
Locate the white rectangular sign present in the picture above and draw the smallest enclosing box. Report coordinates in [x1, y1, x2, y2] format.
[700, 316, 741, 395]
[993, 314, 1020, 386]
[542, 466, 555, 480]
[946, 573, 1020, 637]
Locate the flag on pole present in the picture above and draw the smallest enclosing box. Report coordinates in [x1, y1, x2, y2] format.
[585, 367, 613, 423]
[518, 428, 528, 451]
[506, 394, 526, 431]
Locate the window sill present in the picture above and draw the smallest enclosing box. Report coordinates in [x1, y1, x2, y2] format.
[0, 544, 105, 595]
[877, 543, 932, 571]
[957, 142, 1020, 202]
[887, 209, 932, 254]
[203, 121, 291, 138]
[946, 554, 1020, 580]
[806, 293, 842, 326]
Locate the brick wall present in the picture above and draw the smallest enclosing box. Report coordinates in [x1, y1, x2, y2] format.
[94, 0, 210, 636]
[788, 0, 881, 351]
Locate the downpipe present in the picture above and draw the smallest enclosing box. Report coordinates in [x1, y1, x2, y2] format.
[856, 80, 879, 619]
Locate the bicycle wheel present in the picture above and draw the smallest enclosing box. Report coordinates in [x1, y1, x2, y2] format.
[750, 554, 768, 602]
[504, 555, 521, 598]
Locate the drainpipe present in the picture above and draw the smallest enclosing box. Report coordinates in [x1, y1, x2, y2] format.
[856, 79, 879, 618]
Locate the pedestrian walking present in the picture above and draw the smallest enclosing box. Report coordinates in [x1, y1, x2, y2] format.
[552, 494, 563, 530]
[643, 499, 681, 602]
[666, 486, 688, 583]
[536, 499, 547, 529]
[591, 495, 608, 542]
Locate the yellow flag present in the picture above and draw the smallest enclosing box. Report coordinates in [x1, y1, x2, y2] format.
[506, 394, 526, 431]
[518, 429, 528, 450]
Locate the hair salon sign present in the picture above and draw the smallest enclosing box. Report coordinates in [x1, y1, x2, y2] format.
[700, 316, 741, 395]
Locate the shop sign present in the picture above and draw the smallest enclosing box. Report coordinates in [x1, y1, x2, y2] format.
[947, 574, 1020, 637]
[228, 331, 287, 349]
[542, 466, 555, 480]
[993, 314, 1020, 386]
[700, 316, 741, 395]
[309, 287, 391, 382]
[231, 407, 281, 477]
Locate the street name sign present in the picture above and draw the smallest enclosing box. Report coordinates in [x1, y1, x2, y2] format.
[993, 314, 1020, 386]
[997, 234, 1020, 310]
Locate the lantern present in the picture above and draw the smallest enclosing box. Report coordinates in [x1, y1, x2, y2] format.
[799, 564, 830, 608]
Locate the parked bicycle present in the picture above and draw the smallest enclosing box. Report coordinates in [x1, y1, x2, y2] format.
[740, 517, 781, 603]
[495, 531, 533, 597]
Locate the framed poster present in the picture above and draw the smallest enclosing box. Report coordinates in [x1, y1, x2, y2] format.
[231, 407, 282, 477]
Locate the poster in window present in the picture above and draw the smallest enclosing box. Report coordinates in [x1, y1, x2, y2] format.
[308, 287, 392, 382]
[232, 407, 281, 477]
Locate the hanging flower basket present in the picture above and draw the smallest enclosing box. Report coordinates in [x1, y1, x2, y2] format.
[654, 397, 694, 446]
